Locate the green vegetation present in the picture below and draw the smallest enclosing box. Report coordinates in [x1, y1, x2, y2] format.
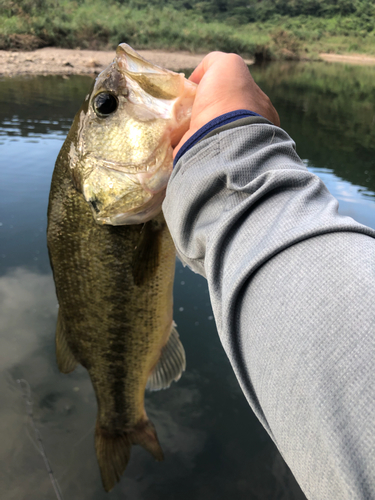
[0, 0, 374, 58]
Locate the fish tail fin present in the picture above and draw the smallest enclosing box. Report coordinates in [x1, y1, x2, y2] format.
[131, 418, 164, 462]
[95, 421, 132, 492]
[95, 418, 163, 492]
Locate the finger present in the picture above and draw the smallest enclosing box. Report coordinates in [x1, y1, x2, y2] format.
[188, 51, 225, 84]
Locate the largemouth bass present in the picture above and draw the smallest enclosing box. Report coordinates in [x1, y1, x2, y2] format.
[47, 44, 196, 492]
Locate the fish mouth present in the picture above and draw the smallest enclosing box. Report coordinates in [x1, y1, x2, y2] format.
[82, 162, 171, 226]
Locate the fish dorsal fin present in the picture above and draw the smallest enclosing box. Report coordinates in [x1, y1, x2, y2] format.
[55, 309, 78, 374]
[146, 323, 186, 391]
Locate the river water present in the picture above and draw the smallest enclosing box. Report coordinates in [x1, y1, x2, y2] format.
[0, 62, 374, 500]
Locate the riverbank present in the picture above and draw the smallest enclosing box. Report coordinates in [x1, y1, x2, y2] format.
[319, 53, 375, 65]
[2, 0, 375, 67]
[1, 47, 375, 78]
[0, 47, 203, 77]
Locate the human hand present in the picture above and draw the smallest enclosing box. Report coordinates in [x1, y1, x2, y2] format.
[174, 52, 280, 158]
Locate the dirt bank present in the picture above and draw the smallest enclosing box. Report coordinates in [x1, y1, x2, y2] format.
[0, 47, 255, 78]
[319, 53, 375, 65]
[1, 47, 374, 78]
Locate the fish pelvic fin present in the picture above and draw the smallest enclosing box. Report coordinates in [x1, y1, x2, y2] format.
[55, 309, 78, 374]
[95, 419, 163, 492]
[146, 322, 186, 391]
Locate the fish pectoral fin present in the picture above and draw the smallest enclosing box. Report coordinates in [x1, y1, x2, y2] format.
[146, 322, 186, 391]
[132, 218, 164, 286]
[55, 309, 78, 374]
[95, 418, 163, 492]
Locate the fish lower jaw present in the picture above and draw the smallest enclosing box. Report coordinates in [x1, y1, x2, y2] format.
[82, 163, 171, 225]
[137, 163, 172, 194]
[93, 189, 165, 225]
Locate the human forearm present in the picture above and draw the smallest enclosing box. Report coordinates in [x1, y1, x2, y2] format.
[163, 121, 375, 499]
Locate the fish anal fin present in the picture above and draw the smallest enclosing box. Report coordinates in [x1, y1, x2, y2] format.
[55, 309, 78, 374]
[146, 323, 186, 391]
[132, 218, 165, 286]
[95, 418, 163, 492]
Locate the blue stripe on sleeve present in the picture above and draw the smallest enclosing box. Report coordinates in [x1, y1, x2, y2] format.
[173, 109, 261, 167]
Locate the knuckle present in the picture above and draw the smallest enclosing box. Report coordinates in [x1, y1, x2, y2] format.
[227, 53, 245, 65]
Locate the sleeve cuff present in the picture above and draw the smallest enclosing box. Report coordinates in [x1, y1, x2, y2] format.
[173, 109, 270, 167]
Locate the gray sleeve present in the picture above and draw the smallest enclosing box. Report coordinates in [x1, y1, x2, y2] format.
[162, 123, 375, 500]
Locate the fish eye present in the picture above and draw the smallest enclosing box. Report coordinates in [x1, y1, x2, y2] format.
[93, 92, 119, 117]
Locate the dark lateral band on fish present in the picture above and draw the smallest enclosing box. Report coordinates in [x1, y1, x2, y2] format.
[47, 43, 193, 492]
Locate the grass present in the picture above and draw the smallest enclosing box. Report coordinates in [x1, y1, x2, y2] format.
[0, 0, 374, 59]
